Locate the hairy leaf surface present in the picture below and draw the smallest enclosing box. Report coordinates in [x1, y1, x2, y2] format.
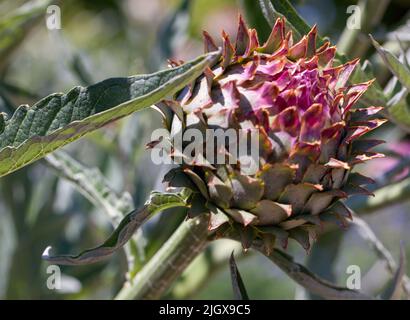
[0, 51, 219, 177]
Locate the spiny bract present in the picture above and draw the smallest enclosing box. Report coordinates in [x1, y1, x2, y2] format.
[152, 16, 386, 253]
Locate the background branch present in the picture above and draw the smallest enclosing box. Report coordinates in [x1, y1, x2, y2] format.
[115, 214, 210, 300]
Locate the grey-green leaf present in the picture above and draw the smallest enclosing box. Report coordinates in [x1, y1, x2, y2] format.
[45, 150, 146, 273]
[371, 35, 410, 92]
[386, 87, 410, 131]
[0, 51, 220, 178]
[240, 0, 272, 42]
[42, 191, 190, 265]
[46, 151, 133, 225]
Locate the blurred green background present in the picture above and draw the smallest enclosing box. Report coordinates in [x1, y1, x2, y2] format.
[1, 0, 410, 299]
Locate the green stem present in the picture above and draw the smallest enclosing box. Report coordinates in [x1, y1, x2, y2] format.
[115, 215, 209, 300]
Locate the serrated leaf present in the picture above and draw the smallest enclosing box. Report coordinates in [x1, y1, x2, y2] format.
[42, 191, 190, 265]
[0, 51, 220, 178]
[229, 251, 250, 300]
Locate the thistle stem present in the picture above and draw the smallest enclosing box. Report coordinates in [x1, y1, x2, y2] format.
[115, 215, 209, 300]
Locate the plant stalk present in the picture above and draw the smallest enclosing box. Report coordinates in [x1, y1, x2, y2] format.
[115, 215, 209, 300]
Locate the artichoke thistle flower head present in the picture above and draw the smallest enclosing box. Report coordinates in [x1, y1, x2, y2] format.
[152, 16, 386, 252]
